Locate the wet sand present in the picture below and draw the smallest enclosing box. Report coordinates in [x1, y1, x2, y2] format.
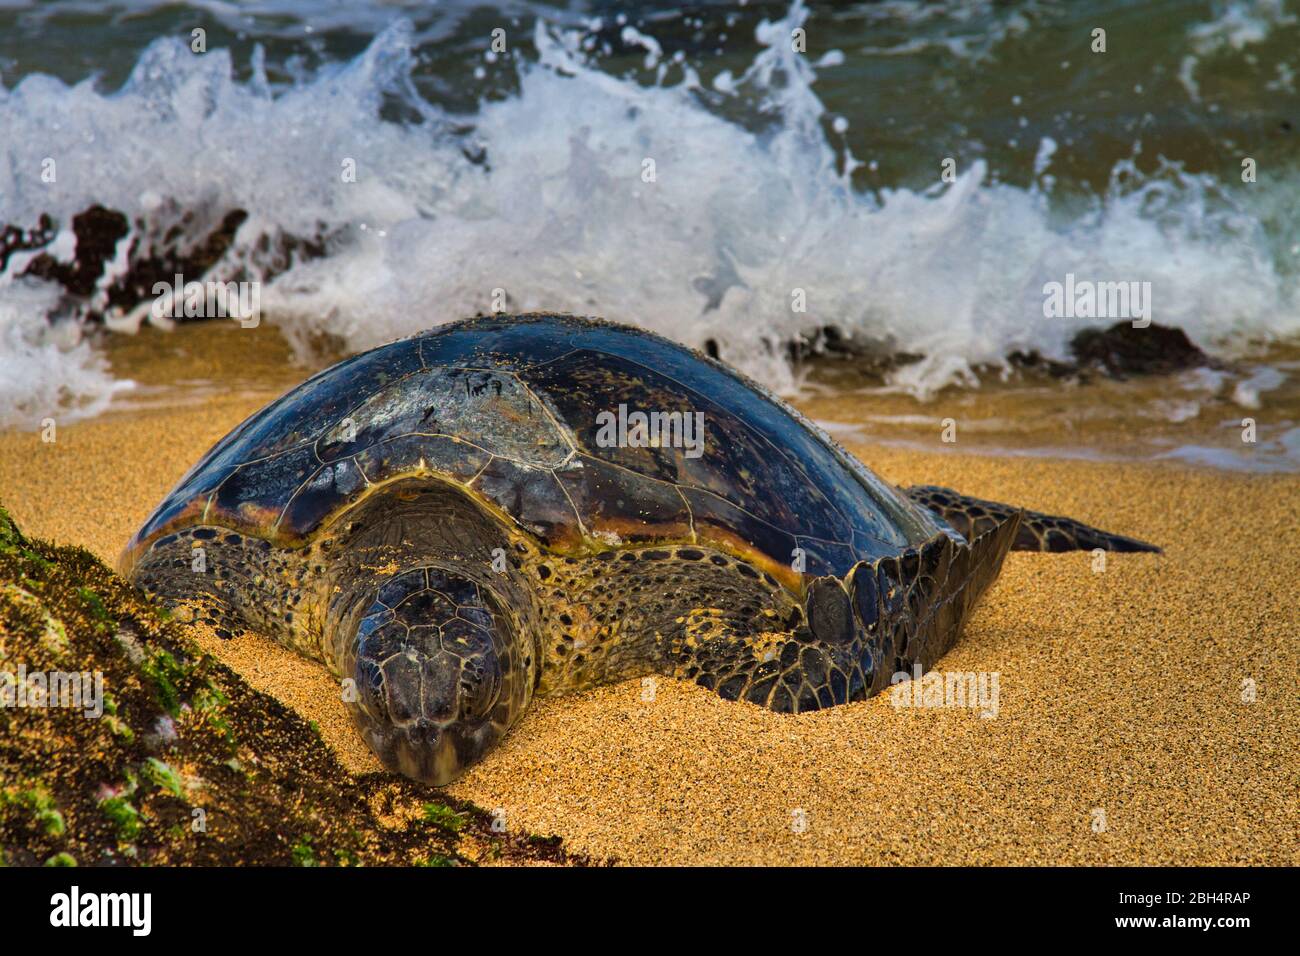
[1, 324, 1295, 865]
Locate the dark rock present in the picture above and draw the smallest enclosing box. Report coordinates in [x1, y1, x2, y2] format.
[0, 214, 56, 274]
[1069, 321, 1218, 378]
[4, 203, 330, 326]
[22, 205, 129, 296]
[98, 207, 249, 316]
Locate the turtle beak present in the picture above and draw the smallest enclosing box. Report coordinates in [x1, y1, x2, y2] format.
[354, 714, 463, 786]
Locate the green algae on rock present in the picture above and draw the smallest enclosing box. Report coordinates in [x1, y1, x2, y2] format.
[0, 503, 593, 867]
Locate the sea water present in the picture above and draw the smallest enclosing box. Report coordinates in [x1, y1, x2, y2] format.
[1, 0, 1297, 468]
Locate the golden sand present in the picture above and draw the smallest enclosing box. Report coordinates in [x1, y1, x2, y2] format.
[1, 325, 1295, 865]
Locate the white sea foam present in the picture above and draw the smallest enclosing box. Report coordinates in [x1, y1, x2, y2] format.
[1180, 0, 1297, 99]
[0, 281, 133, 426]
[0, 1, 1297, 428]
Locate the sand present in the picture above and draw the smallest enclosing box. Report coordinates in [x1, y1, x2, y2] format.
[1, 326, 1296, 865]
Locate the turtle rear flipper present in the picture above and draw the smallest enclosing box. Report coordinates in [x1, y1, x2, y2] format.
[903, 485, 1161, 553]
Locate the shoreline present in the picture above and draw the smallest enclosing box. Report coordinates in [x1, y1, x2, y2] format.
[7, 319, 1300, 473]
[2, 370, 1295, 864]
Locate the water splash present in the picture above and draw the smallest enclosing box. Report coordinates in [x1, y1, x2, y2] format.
[1, 0, 1297, 429]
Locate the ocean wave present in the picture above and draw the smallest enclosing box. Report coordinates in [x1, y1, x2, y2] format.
[1, 0, 1298, 427]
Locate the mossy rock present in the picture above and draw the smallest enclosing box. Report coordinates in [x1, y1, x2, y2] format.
[0, 502, 600, 866]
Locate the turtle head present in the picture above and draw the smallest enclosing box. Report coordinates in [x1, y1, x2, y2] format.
[334, 565, 535, 786]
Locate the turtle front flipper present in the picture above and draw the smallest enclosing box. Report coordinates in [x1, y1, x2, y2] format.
[903, 485, 1161, 553]
[331, 567, 535, 786]
[671, 578, 876, 714]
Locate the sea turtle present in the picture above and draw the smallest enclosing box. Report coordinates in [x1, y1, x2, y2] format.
[122, 313, 1159, 785]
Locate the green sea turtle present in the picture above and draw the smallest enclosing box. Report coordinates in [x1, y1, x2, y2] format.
[122, 313, 1159, 785]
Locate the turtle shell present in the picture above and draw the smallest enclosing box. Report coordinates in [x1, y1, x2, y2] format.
[123, 314, 945, 587]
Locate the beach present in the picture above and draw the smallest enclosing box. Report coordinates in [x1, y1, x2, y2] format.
[1, 323, 1294, 866]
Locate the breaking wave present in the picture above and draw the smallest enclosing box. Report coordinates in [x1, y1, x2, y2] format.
[1, 0, 1298, 426]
